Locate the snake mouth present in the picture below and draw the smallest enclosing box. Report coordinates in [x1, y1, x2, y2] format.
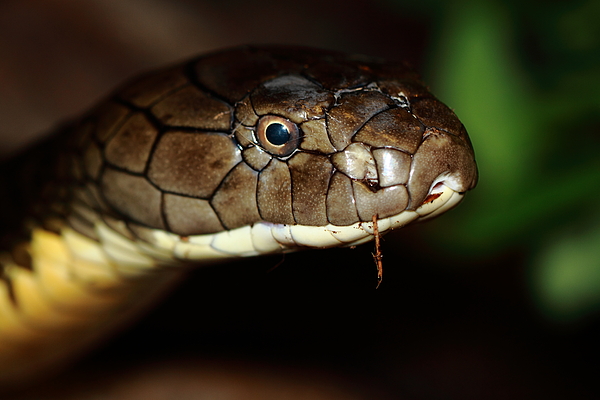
[135, 181, 464, 262]
[413, 177, 465, 222]
[84, 179, 465, 268]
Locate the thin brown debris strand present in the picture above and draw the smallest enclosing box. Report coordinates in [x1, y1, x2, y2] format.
[372, 214, 383, 288]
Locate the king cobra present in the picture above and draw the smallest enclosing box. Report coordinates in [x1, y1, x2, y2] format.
[0, 45, 477, 385]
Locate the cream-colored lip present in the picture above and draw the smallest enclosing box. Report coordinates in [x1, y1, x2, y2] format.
[59, 182, 462, 277]
[125, 183, 463, 263]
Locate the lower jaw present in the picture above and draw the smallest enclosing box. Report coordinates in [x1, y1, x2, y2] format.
[59, 184, 462, 271]
[149, 184, 463, 261]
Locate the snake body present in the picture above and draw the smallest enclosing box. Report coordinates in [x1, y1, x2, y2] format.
[0, 45, 477, 385]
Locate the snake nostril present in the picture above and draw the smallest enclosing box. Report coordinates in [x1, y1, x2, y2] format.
[361, 179, 381, 193]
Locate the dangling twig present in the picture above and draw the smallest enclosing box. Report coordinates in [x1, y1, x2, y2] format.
[266, 252, 286, 273]
[372, 214, 383, 288]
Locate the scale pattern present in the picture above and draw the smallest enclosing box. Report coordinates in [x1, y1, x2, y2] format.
[30, 45, 477, 243]
[0, 45, 477, 386]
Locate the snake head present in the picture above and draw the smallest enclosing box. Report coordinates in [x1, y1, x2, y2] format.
[231, 70, 478, 228]
[62, 45, 476, 259]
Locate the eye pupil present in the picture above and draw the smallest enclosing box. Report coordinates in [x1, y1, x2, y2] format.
[265, 123, 290, 146]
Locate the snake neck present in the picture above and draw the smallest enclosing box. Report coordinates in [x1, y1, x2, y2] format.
[0, 131, 185, 386]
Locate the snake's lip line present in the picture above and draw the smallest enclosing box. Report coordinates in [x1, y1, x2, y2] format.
[134, 184, 464, 262]
[59, 184, 462, 276]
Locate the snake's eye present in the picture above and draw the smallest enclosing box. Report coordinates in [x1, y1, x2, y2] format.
[256, 115, 300, 157]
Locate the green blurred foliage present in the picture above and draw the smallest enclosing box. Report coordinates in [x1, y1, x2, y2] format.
[388, 0, 600, 322]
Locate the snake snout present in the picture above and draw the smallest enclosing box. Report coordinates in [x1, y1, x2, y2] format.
[327, 136, 475, 224]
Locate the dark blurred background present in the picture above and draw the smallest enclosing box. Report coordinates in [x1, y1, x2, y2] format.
[1, 0, 599, 399]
